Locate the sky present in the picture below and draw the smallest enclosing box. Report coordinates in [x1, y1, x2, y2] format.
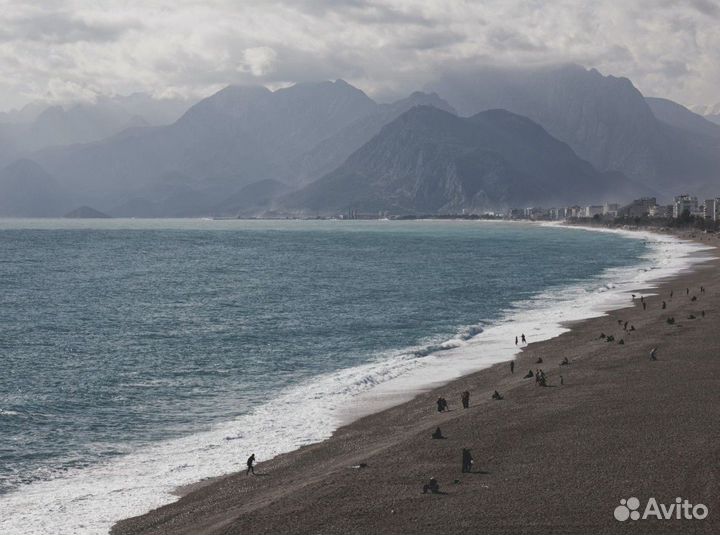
[1, 0, 719, 111]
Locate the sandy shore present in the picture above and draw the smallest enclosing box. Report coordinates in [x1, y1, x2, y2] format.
[113, 229, 720, 535]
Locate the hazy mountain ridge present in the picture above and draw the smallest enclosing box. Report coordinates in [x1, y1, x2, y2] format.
[284, 106, 650, 214]
[2, 67, 719, 217]
[429, 64, 720, 197]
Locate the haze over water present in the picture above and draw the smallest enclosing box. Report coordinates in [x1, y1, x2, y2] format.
[1, 219, 661, 533]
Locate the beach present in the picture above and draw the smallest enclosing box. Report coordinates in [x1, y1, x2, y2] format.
[111, 229, 720, 535]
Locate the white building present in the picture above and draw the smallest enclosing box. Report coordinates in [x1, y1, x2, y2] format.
[673, 195, 699, 218]
[704, 198, 720, 220]
[585, 205, 604, 218]
[603, 203, 619, 217]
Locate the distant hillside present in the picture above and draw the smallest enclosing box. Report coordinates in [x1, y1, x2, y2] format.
[429, 64, 720, 198]
[285, 107, 649, 214]
[0, 159, 71, 217]
[26, 82, 452, 216]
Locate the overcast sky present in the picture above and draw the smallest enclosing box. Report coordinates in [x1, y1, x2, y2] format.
[1, 0, 718, 111]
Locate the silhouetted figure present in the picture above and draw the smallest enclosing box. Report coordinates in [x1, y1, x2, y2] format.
[617, 319, 623, 325]
[431, 427, 444, 439]
[701, 286, 705, 294]
[246, 454, 256, 475]
[535, 357, 543, 364]
[492, 390, 504, 400]
[640, 296, 644, 304]
[560, 374, 564, 385]
[436, 397, 449, 412]
[702, 310, 706, 318]
[510, 361, 515, 374]
[462, 449, 473, 473]
[650, 347, 657, 361]
[624, 321, 628, 330]
[560, 357, 569, 366]
[515, 336, 518, 345]
[524, 369, 534, 378]
[643, 302, 647, 310]
[630, 325, 635, 331]
[670, 290, 674, 298]
[423, 477, 440, 494]
[667, 317, 675, 325]
[600, 332, 606, 339]
[618, 338, 624, 345]
[521, 334, 526, 344]
[688, 314, 696, 319]
[662, 301, 666, 309]
[461, 391, 470, 409]
[691, 296, 697, 302]
[687, 288, 690, 295]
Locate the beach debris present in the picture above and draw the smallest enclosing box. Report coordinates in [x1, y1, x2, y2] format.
[688, 314, 696, 319]
[666, 317, 675, 325]
[524, 370, 534, 378]
[560, 357, 569, 366]
[650, 347, 658, 361]
[431, 427, 445, 439]
[350, 463, 368, 469]
[618, 339, 625, 345]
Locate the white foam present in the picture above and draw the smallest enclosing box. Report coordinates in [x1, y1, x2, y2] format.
[0, 226, 713, 535]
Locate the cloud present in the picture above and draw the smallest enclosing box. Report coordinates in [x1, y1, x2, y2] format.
[0, 0, 717, 110]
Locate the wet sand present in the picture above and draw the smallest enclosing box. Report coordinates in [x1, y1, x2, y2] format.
[113, 230, 720, 535]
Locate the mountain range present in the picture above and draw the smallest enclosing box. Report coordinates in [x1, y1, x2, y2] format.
[2, 64, 719, 217]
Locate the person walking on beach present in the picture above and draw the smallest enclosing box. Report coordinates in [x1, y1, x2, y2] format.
[461, 449, 473, 473]
[643, 301, 647, 310]
[510, 361, 515, 374]
[461, 391, 470, 409]
[246, 453, 256, 475]
[521, 334, 526, 344]
[515, 336, 518, 345]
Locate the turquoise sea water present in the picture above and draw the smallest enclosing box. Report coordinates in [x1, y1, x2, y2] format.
[0, 219, 655, 533]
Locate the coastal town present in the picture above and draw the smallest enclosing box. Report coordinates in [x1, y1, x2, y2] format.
[508, 194, 716, 222]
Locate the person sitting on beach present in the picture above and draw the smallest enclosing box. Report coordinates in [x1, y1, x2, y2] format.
[246, 453, 256, 475]
[599, 332, 606, 339]
[667, 317, 675, 325]
[662, 301, 667, 309]
[524, 369, 534, 378]
[492, 390, 504, 400]
[560, 357, 569, 366]
[423, 477, 440, 494]
[432, 427, 445, 439]
[535, 357, 543, 364]
[461, 449, 474, 473]
[691, 296, 697, 302]
[630, 325, 635, 331]
[461, 391, 470, 409]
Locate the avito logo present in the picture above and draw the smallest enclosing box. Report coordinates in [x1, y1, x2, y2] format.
[614, 497, 708, 521]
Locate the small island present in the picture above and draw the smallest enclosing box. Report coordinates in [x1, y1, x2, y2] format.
[63, 206, 111, 219]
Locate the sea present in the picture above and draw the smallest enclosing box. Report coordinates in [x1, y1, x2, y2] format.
[0, 218, 711, 534]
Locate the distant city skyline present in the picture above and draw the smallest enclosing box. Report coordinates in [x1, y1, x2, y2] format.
[0, 0, 719, 112]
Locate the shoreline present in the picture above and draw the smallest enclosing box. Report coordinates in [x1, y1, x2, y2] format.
[112, 227, 720, 535]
